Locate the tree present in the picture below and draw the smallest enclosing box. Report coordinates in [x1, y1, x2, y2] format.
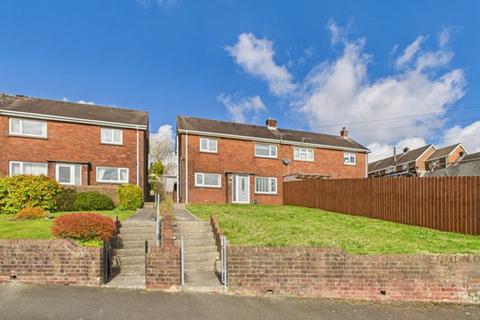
[149, 161, 165, 196]
[150, 138, 175, 176]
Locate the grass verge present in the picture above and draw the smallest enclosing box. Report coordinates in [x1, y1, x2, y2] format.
[187, 204, 480, 255]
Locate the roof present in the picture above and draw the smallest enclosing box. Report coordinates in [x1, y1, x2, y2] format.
[176, 116, 369, 152]
[368, 145, 434, 173]
[426, 144, 463, 161]
[0, 94, 148, 128]
[425, 160, 480, 177]
[459, 152, 480, 163]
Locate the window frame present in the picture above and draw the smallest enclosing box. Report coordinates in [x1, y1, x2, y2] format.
[199, 137, 218, 153]
[100, 127, 123, 145]
[254, 176, 278, 195]
[8, 117, 47, 138]
[55, 163, 82, 186]
[194, 172, 222, 188]
[96, 166, 129, 184]
[9, 161, 48, 177]
[254, 144, 278, 159]
[293, 147, 315, 162]
[343, 152, 357, 166]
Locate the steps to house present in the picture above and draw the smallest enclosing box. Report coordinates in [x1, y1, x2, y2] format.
[105, 213, 155, 289]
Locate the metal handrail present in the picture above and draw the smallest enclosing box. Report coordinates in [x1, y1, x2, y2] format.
[155, 193, 161, 247]
[180, 236, 185, 286]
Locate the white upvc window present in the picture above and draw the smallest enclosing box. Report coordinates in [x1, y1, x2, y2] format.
[344, 152, 356, 165]
[9, 118, 47, 138]
[101, 128, 123, 145]
[199, 137, 218, 153]
[96, 166, 129, 184]
[55, 163, 82, 186]
[9, 161, 48, 176]
[255, 177, 277, 194]
[293, 147, 314, 161]
[194, 173, 221, 188]
[255, 144, 277, 158]
[385, 166, 395, 174]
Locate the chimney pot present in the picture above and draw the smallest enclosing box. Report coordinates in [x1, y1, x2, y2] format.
[340, 126, 349, 138]
[266, 118, 277, 129]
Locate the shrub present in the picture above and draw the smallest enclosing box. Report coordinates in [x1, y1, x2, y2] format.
[74, 191, 114, 211]
[118, 184, 143, 210]
[57, 188, 77, 211]
[51, 213, 116, 242]
[15, 207, 48, 220]
[0, 175, 62, 214]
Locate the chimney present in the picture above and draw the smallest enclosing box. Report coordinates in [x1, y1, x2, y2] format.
[266, 118, 277, 130]
[340, 126, 349, 138]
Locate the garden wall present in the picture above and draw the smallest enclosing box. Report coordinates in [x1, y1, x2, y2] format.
[0, 239, 103, 286]
[145, 214, 181, 289]
[227, 246, 480, 304]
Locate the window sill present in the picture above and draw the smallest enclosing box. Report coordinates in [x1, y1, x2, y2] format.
[194, 185, 222, 189]
[199, 150, 218, 154]
[6, 134, 48, 140]
[293, 159, 315, 162]
[100, 142, 124, 146]
[344, 163, 357, 166]
[255, 192, 278, 196]
[96, 181, 129, 184]
[255, 155, 278, 159]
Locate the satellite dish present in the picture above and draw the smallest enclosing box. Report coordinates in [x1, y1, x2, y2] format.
[282, 158, 290, 165]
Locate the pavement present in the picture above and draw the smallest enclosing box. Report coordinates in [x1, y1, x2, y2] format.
[1, 283, 480, 320]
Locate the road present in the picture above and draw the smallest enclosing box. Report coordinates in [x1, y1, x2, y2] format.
[0, 283, 479, 320]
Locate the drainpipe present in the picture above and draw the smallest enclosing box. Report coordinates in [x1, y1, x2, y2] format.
[176, 133, 180, 204]
[136, 126, 140, 186]
[365, 152, 368, 178]
[185, 131, 189, 204]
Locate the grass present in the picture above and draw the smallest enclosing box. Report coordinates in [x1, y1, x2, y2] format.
[0, 210, 135, 240]
[187, 204, 480, 255]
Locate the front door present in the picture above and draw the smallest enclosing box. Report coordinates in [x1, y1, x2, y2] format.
[232, 174, 250, 204]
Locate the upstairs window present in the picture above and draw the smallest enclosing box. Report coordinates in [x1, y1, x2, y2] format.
[200, 138, 217, 153]
[195, 173, 221, 188]
[9, 118, 47, 138]
[96, 167, 129, 184]
[294, 147, 314, 161]
[385, 166, 395, 174]
[255, 144, 277, 158]
[101, 128, 123, 145]
[9, 161, 48, 176]
[344, 152, 356, 165]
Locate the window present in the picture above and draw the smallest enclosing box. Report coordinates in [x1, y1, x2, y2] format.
[293, 147, 314, 161]
[402, 163, 409, 171]
[255, 177, 277, 194]
[9, 161, 47, 176]
[96, 167, 129, 183]
[255, 144, 277, 158]
[385, 166, 395, 174]
[55, 163, 82, 185]
[199, 138, 217, 153]
[195, 173, 221, 188]
[344, 152, 356, 165]
[9, 118, 47, 138]
[101, 128, 123, 145]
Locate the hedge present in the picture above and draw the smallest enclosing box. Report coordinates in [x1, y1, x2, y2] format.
[74, 191, 114, 211]
[118, 184, 143, 210]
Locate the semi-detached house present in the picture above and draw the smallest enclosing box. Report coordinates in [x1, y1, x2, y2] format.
[0, 94, 149, 199]
[176, 116, 369, 205]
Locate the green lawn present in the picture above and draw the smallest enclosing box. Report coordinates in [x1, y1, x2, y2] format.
[187, 204, 480, 255]
[0, 210, 135, 240]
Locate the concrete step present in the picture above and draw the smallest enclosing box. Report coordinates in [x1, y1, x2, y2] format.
[122, 221, 156, 228]
[175, 238, 216, 246]
[119, 226, 155, 234]
[176, 232, 215, 241]
[118, 234, 156, 241]
[184, 253, 219, 263]
[120, 264, 145, 274]
[184, 260, 216, 271]
[185, 271, 221, 287]
[113, 248, 145, 257]
[116, 240, 148, 249]
[175, 221, 209, 226]
[118, 255, 145, 266]
[105, 275, 146, 289]
[183, 245, 219, 254]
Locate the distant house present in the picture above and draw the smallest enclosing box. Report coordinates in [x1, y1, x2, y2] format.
[176, 116, 369, 205]
[368, 145, 436, 178]
[0, 94, 149, 199]
[426, 152, 480, 177]
[424, 143, 468, 172]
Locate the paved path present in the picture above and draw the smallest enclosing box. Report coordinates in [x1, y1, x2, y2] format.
[1, 283, 479, 320]
[173, 204, 199, 221]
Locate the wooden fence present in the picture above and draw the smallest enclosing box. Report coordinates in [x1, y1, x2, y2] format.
[283, 177, 480, 235]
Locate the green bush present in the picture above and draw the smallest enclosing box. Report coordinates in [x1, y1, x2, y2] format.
[118, 184, 143, 210]
[74, 191, 114, 211]
[0, 175, 62, 214]
[57, 188, 77, 211]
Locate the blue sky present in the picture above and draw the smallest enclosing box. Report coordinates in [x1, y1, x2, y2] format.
[1, 0, 479, 160]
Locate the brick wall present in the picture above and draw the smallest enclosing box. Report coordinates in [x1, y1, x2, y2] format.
[0, 239, 103, 286]
[227, 247, 480, 304]
[0, 116, 147, 191]
[178, 133, 367, 205]
[145, 214, 181, 289]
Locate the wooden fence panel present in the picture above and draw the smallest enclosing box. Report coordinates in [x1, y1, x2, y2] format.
[283, 177, 480, 235]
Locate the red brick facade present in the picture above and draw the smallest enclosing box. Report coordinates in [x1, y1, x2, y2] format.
[0, 239, 103, 286]
[178, 133, 367, 205]
[227, 246, 480, 304]
[0, 116, 148, 196]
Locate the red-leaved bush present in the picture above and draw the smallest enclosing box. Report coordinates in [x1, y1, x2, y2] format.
[51, 213, 116, 242]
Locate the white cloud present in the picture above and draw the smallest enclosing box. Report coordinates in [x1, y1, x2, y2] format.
[151, 124, 174, 142]
[217, 94, 266, 123]
[368, 137, 428, 162]
[395, 36, 424, 68]
[77, 100, 95, 105]
[443, 121, 480, 153]
[226, 33, 296, 96]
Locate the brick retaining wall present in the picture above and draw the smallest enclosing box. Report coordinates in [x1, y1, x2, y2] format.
[0, 239, 103, 286]
[227, 246, 480, 304]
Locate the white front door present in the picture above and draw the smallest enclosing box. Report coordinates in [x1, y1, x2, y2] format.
[55, 163, 81, 186]
[232, 174, 250, 204]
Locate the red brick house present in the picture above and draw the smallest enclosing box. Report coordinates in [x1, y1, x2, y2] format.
[176, 116, 369, 205]
[0, 94, 149, 198]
